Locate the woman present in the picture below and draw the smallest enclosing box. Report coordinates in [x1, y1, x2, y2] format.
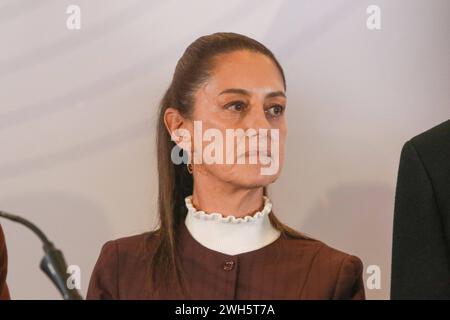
[87, 32, 365, 300]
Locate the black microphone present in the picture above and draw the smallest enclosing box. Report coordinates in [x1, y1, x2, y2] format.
[0, 210, 83, 300]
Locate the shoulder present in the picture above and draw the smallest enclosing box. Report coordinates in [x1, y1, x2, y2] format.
[282, 234, 363, 274]
[280, 234, 365, 299]
[0, 224, 6, 259]
[0, 224, 10, 300]
[87, 230, 160, 299]
[315, 242, 364, 284]
[96, 230, 160, 264]
[399, 120, 450, 201]
[406, 119, 450, 168]
[411, 119, 450, 150]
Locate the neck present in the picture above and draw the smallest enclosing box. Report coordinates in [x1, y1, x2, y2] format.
[192, 177, 265, 218]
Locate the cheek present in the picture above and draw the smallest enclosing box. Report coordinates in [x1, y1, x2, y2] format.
[279, 132, 286, 154]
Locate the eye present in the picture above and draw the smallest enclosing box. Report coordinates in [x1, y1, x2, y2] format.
[226, 101, 246, 112]
[266, 104, 285, 117]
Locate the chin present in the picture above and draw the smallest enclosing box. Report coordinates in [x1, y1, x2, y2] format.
[224, 165, 281, 188]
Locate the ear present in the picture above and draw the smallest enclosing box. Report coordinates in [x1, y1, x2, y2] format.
[164, 107, 191, 150]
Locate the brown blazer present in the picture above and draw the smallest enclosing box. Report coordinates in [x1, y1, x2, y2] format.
[0, 224, 10, 300]
[87, 222, 365, 300]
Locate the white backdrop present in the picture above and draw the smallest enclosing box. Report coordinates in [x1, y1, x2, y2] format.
[0, 0, 449, 300]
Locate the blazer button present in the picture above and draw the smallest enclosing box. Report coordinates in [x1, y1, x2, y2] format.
[223, 261, 235, 271]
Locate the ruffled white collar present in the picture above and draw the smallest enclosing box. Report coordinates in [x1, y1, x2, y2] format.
[184, 195, 281, 255]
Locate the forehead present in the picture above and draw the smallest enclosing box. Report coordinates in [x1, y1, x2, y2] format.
[202, 50, 285, 95]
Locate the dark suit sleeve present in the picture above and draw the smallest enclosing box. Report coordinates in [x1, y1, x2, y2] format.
[87, 241, 119, 300]
[391, 141, 450, 299]
[0, 224, 11, 300]
[332, 254, 365, 300]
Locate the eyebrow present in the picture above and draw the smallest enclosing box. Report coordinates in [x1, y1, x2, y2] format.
[218, 88, 286, 99]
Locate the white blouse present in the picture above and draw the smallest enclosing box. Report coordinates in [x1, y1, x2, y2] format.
[184, 195, 281, 255]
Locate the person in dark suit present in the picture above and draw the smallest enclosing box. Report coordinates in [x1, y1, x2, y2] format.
[0, 224, 10, 300]
[391, 119, 450, 299]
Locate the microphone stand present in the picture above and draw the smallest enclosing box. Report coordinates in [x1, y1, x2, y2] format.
[0, 210, 83, 300]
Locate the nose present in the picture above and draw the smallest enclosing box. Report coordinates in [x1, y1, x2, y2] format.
[241, 105, 274, 154]
[243, 104, 272, 131]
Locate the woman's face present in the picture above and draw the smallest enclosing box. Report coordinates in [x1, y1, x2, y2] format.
[186, 50, 287, 189]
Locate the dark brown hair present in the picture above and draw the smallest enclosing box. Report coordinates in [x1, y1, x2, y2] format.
[150, 32, 308, 298]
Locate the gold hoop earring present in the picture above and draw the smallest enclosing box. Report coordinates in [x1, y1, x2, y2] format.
[187, 163, 193, 174]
